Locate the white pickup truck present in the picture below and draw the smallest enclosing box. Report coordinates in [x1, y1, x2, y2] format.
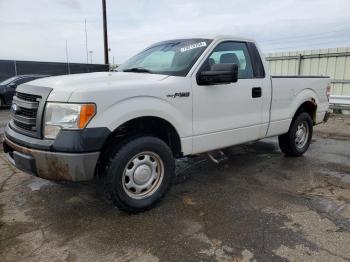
[3, 35, 330, 212]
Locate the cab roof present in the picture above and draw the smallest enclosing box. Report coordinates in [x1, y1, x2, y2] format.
[164, 35, 255, 43]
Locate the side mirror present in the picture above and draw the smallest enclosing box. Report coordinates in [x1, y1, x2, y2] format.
[8, 82, 17, 88]
[198, 63, 238, 85]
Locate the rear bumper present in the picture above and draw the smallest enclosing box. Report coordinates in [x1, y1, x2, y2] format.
[315, 110, 331, 124]
[3, 135, 100, 181]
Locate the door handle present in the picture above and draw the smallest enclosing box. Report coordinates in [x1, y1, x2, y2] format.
[252, 87, 262, 98]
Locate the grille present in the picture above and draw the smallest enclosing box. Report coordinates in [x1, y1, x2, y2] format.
[13, 120, 34, 131]
[18, 107, 37, 118]
[11, 92, 41, 136]
[16, 92, 40, 102]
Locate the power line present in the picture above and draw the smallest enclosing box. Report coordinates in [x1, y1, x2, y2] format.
[262, 24, 350, 42]
[263, 36, 350, 50]
[262, 33, 350, 51]
[265, 36, 350, 48]
[261, 27, 350, 43]
[263, 40, 350, 52]
[262, 32, 350, 46]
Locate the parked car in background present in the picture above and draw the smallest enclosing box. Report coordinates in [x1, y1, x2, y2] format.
[0, 75, 49, 108]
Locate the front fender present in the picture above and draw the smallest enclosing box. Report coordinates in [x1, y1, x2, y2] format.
[88, 96, 192, 138]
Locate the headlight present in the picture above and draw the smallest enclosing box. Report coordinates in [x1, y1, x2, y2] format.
[44, 103, 96, 139]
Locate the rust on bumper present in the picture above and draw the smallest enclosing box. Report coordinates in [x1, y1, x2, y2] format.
[3, 136, 100, 181]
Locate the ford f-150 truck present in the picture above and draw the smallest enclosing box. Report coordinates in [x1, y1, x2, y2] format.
[3, 35, 331, 212]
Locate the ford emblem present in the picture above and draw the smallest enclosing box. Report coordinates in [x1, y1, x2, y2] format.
[11, 103, 19, 114]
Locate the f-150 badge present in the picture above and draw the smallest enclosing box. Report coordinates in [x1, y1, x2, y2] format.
[166, 92, 190, 98]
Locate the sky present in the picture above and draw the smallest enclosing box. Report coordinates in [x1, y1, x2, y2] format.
[0, 0, 350, 64]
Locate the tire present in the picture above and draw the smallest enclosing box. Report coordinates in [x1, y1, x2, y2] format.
[104, 136, 175, 213]
[278, 112, 313, 156]
[0, 97, 3, 109]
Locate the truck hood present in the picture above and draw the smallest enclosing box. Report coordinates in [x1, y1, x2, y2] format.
[29, 72, 169, 102]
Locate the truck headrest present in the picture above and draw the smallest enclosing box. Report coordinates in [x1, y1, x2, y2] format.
[220, 53, 239, 66]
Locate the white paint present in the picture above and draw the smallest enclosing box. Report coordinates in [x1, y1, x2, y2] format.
[30, 35, 329, 156]
[180, 42, 207, 52]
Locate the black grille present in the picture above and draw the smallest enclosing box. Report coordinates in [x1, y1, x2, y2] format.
[13, 120, 34, 131]
[11, 92, 41, 136]
[18, 107, 38, 118]
[16, 92, 40, 102]
[9, 85, 52, 138]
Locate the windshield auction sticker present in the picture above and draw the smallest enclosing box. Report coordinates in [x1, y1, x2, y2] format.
[180, 42, 207, 52]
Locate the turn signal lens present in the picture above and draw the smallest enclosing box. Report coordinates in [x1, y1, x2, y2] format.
[44, 103, 97, 139]
[78, 104, 96, 128]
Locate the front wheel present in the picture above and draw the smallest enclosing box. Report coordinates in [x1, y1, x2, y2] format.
[105, 136, 175, 213]
[278, 112, 313, 156]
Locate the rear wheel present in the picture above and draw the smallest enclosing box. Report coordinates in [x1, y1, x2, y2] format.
[0, 97, 3, 108]
[105, 136, 175, 213]
[278, 112, 313, 156]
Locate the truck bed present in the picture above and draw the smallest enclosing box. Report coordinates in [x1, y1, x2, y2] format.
[266, 76, 331, 137]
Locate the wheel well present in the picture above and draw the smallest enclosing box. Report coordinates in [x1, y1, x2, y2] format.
[96, 116, 182, 177]
[294, 100, 317, 124]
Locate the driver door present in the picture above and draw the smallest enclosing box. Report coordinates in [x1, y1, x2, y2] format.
[192, 41, 265, 153]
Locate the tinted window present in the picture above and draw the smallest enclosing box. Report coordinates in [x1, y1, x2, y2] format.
[247, 42, 265, 78]
[207, 42, 254, 79]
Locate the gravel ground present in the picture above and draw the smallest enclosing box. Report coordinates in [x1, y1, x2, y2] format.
[0, 109, 350, 262]
[0, 108, 10, 136]
[314, 114, 350, 139]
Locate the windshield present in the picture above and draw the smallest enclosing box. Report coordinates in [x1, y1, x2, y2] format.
[0, 76, 18, 85]
[117, 39, 212, 76]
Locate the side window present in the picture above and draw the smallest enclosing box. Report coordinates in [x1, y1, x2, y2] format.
[208, 42, 254, 79]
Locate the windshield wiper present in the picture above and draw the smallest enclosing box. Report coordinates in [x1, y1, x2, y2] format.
[123, 67, 153, 73]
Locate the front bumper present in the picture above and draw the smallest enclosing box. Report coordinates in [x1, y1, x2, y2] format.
[3, 135, 100, 181]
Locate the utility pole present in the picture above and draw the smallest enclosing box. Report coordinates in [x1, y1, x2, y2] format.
[89, 50, 93, 64]
[66, 40, 70, 74]
[85, 19, 89, 64]
[102, 0, 109, 65]
[14, 61, 17, 75]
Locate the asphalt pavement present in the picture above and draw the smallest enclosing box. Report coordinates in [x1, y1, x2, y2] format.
[1, 110, 350, 261]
